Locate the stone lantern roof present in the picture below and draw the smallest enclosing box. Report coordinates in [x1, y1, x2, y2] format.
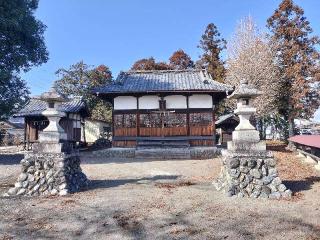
[39, 87, 68, 103]
[229, 79, 262, 99]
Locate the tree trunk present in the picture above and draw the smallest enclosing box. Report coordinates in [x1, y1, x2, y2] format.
[257, 118, 267, 140]
[282, 114, 290, 142]
[288, 118, 295, 137]
[262, 119, 267, 140]
[258, 118, 263, 140]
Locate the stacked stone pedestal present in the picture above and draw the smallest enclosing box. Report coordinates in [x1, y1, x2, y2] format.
[6, 87, 88, 197]
[6, 143, 88, 197]
[214, 79, 292, 199]
[215, 150, 292, 199]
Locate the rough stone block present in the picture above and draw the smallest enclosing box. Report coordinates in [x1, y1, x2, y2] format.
[6, 151, 88, 197]
[214, 150, 292, 200]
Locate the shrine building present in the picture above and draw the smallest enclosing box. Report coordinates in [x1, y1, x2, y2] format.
[94, 69, 233, 148]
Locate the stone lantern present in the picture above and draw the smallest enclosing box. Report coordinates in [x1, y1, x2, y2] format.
[214, 79, 292, 199]
[6, 87, 88, 197]
[38, 87, 68, 143]
[227, 79, 266, 152]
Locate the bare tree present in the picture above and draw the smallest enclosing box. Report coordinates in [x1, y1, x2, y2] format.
[226, 16, 279, 116]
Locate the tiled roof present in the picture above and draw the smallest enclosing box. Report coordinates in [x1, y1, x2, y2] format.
[215, 113, 239, 125]
[94, 69, 233, 94]
[14, 97, 87, 117]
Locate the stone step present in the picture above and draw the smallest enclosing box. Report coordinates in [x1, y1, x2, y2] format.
[135, 148, 191, 159]
[137, 140, 190, 150]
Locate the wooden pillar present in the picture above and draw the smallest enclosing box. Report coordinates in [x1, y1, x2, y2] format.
[27, 119, 30, 150]
[82, 118, 86, 144]
[186, 95, 191, 146]
[111, 98, 115, 147]
[23, 117, 27, 150]
[136, 96, 140, 137]
[212, 95, 216, 146]
[186, 95, 190, 137]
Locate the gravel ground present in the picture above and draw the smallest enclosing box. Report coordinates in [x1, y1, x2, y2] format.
[0, 150, 319, 240]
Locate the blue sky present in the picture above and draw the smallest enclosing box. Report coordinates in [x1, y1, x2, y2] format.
[21, 0, 320, 120]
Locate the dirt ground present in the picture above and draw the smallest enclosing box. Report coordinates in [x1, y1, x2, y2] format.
[0, 149, 319, 240]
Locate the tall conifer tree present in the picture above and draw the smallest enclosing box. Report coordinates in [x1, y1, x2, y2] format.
[197, 23, 226, 83]
[267, 0, 320, 137]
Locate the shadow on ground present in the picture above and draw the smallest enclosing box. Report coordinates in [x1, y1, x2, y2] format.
[283, 176, 320, 192]
[88, 175, 180, 190]
[0, 154, 24, 165]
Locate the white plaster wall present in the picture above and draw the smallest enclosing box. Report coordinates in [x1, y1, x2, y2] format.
[114, 96, 137, 110]
[139, 95, 160, 109]
[84, 120, 110, 143]
[189, 94, 212, 108]
[164, 95, 187, 109]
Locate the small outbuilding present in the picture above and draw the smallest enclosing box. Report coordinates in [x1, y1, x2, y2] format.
[94, 69, 233, 148]
[14, 96, 89, 149]
[215, 113, 239, 145]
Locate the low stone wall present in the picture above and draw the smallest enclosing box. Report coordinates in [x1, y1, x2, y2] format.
[85, 147, 220, 160]
[89, 148, 135, 158]
[214, 150, 292, 199]
[6, 152, 88, 197]
[190, 147, 221, 159]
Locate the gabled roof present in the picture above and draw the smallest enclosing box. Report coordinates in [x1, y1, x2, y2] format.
[215, 113, 239, 126]
[13, 97, 88, 118]
[94, 69, 233, 94]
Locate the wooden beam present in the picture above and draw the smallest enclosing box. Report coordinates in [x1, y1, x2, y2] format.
[113, 136, 216, 141]
[113, 108, 213, 114]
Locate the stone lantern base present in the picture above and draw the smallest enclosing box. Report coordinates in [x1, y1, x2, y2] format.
[6, 143, 88, 197]
[214, 150, 292, 199]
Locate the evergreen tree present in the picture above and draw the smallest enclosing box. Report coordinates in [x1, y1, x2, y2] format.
[0, 0, 48, 119]
[267, 0, 320, 137]
[197, 23, 226, 82]
[0, 73, 29, 119]
[169, 49, 194, 70]
[54, 61, 113, 123]
[0, 0, 48, 73]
